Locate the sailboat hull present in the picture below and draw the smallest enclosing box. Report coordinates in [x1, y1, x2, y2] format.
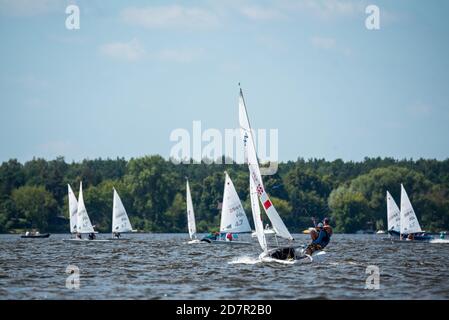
[259, 246, 326, 263]
[387, 230, 434, 242]
[63, 238, 111, 243]
[201, 238, 252, 246]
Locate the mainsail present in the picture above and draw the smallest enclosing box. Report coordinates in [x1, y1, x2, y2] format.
[400, 184, 423, 234]
[112, 188, 133, 233]
[76, 182, 95, 234]
[386, 191, 400, 232]
[186, 179, 197, 240]
[238, 88, 293, 241]
[220, 172, 251, 234]
[68, 184, 78, 234]
[250, 175, 268, 252]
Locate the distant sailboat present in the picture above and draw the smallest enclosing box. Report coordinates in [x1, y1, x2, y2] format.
[186, 178, 201, 244]
[386, 190, 401, 234]
[201, 172, 252, 245]
[110, 188, 135, 240]
[68, 184, 78, 234]
[399, 184, 432, 241]
[238, 87, 325, 262]
[64, 182, 109, 242]
[386, 185, 433, 242]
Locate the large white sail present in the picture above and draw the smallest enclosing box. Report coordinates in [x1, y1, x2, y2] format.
[238, 88, 293, 241]
[68, 184, 78, 234]
[76, 182, 95, 234]
[112, 188, 133, 233]
[386, 191, 400, 232]
[186, 179, 197, 240]
[250, 175, 268, 252]
[220, 172, 252, 234]
[400, 184, 422, 234]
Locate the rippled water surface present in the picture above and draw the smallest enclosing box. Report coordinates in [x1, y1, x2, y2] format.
[0, 233, 448, 299]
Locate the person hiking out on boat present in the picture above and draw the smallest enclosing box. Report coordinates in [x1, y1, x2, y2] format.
[88, 232, 96, 240]
[323, 217, 333, 237]
[304, 221, 331, 256]
[226, 232, 233, 241]
[76, 232, 82, 239]
[113, 232, 121, 239]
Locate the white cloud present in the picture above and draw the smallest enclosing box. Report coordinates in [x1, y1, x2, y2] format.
[280, 0, 363, 19]
[409, 103, 433, 117]
[156, 48, 204, 63]
[239, 5, 284, 21]
[0, 0, 62, 16]
[99, 39, 145, 62]
[121, 5, 219, 29]
[311, 36, 336, 50]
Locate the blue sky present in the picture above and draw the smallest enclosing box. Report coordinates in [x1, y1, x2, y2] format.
[0, 0, 448, 163]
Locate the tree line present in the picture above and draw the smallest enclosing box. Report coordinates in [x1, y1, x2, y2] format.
[0, 156, 448, 234]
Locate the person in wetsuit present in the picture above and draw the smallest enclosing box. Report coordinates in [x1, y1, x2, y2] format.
[304, 220, 331, 256]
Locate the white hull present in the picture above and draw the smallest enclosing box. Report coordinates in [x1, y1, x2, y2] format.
[63, 238, 111, 243]
[251, 229, 275, 238]
[187, 239, 202, 244]
[430, 239, 449, 244]
[202, 239, 252, 246]
[259, 247, 326, 264]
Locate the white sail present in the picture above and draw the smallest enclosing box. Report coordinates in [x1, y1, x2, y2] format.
[186, 179, 197, 239]
[68, 184, 78, 234]
[250, 175, 268, 252]
[386, 191, 400, 232]
[112, 188, 133, 233]
[220, 172, 252, 234]
[238, 88, 293, 241]
[400, 184, 423, 234]
[76, 182, 95, 234]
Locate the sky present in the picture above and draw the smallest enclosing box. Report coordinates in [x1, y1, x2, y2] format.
[0, 0, 448, 163]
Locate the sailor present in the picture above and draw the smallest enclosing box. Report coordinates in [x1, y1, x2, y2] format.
[226, 232, 233, 241]
[113, 232, 121, 239]
[304, 221, 331, 256]
[323, 217, 333, 237]
[88, 232, 96, 240]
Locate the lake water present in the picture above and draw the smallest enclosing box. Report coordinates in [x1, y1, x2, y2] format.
[0, 233, 448, 299]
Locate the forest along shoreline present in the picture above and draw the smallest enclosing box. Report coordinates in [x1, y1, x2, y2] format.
[0, 156, 447, 234]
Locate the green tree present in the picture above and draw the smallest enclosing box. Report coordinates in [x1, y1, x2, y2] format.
[11, 186, 57, 231]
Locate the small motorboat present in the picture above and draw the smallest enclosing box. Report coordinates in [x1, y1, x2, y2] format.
[21, 232, 50, 238]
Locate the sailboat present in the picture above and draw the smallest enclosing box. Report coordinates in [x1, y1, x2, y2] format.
[386, 185, 433, 242]
[68, 184, 78, 234]
[64, 182, 108, 242]
[386, 190, 401, 235]
[186, 178, 201, 244]
[251, 224, 275, 238]
[201, 172, 252, 245]
[110, 188, 136, 240]
[399, 184, 432, 241]
[238, 87, 326, 262]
